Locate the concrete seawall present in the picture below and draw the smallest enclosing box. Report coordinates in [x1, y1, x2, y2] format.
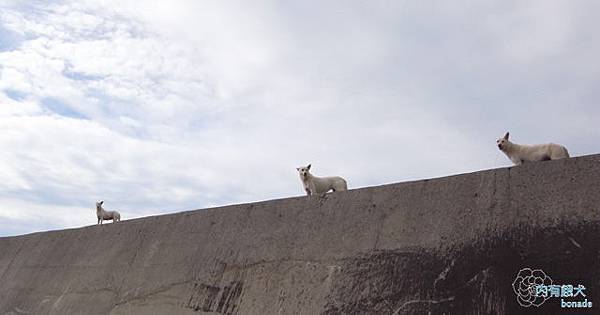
[1, 155, 600, 314]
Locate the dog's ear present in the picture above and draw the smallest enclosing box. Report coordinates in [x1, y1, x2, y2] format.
[307, 164, 311, 170]
[503, 132, 509, 140]
[100, 200, 104, 205]
[296, 167, 300, 171]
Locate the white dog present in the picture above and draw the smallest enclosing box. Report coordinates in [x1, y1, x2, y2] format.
[296, 164, 347, 196]
[496, 132, 570, 165]
[96, 200, 121, 224]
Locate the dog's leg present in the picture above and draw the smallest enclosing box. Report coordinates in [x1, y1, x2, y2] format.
[320, 188, 330, 198]
[514, 159, 523, 166]
[309, 183, 318, 197]
[305, 188, 311, 196]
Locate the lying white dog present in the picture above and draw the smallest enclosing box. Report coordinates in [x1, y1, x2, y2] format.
[96, 200, 121, 224]
[296, 164, 347, 196]
[496, 132, 570, 165]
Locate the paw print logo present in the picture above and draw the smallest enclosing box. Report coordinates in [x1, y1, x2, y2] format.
[512, 268, 553, 307]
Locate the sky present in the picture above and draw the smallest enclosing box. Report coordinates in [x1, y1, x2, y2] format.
[1, 0, 599, 237]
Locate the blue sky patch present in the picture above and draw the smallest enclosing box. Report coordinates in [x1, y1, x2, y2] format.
[63, 63, 106, 81]
[4, 89, 28, 101]
[0, 26, 23, 52]
[41, 97, 87, 119]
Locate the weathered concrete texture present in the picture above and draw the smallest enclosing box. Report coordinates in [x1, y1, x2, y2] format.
[1, 155, 600, 315]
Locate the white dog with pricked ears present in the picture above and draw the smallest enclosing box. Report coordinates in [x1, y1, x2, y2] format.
[496, 132, 570, 165]
[296, 164, 348, 196]
[96, 200, 121, 224]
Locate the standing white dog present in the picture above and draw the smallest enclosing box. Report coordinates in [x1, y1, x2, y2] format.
[96, 200, 121, 224]
[296, 164, 347, 196]
[496, 132, 570, 165]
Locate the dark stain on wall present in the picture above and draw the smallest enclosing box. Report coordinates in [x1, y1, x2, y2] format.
[324, 220, 600, 315]
[187, 281, 244, 314]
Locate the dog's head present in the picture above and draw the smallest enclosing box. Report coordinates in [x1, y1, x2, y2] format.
[296, 164, 311, 179]
[496, 132, 510, 151]
[96, 200, 104, 210]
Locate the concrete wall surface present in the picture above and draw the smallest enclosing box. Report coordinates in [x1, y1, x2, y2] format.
[1, 155, 599, 314]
